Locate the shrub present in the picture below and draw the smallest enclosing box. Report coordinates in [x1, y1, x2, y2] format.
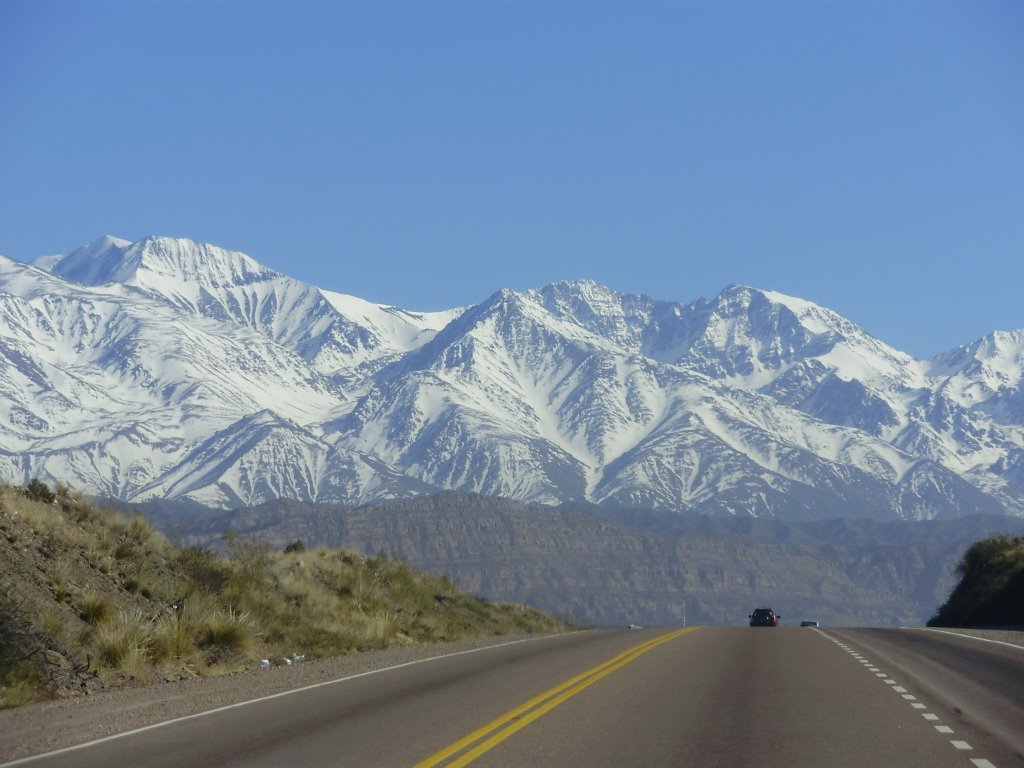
[223, 531, 271, 584]
[1, 588, 39, 675]
[93, 610, 166, 680]
[178, 547, 230, 594]
[47, 565, 72, 603]
[24, 479, 55, 505]
[197, 610, 252, 660]
[0, 587, 54, 707]
[79, 593, 112, 625]
[162, 594, 216, 659]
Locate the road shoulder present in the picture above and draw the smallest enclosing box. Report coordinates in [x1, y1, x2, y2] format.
[0, 632, 567, 764]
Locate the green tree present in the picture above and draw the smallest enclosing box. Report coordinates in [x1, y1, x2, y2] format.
[929, 535, 1024, 627]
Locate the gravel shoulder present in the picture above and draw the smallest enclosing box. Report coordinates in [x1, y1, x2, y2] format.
[920, 626, 1024, 648]
[0, 633, 564, 764]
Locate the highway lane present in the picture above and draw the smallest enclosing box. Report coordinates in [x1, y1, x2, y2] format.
[828, 627, 1024, 761]
[4, 627, 1021, 768]
[427, 627, 1022, 768]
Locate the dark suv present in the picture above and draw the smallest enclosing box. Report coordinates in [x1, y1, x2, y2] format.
[749, 608, 779, 627]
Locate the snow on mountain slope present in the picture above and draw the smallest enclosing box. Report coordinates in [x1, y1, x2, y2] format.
[584, 367, 994, 519]
[929, 330, 1024, 418]
[3, 235, 1023, 518]
[135, 410, 440, 509]
[319, 289, 464, 366]
[663, 284, 925, 400]
[41, 236, 132, 284]
[46, 236, 453, 386]
[626, 283, 1023, 492]
[1, 251, 346, 500]
[329, 283, 984, 518]
[529, 281, 924, 391]
[521, 281, 925, 433]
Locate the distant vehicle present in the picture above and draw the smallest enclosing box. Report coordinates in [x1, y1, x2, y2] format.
[799, 620, 819, 627]
[749, 608, 779, 627]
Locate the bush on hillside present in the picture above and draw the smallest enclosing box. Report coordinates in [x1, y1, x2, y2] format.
[928, 534, 1024, 627]
[24, 479, 55, 505]
[0, 585, 68, 706]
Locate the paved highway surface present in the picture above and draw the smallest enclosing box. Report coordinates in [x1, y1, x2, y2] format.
[3, 626, 1021, 767]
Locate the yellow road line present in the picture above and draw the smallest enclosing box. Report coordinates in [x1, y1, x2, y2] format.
[413, 627, 700, 768]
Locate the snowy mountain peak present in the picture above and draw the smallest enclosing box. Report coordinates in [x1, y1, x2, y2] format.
[978, 331, 1024, 386]
[929, 329, 1024, 409]
[680, 284, 922, 391]
[2, 233, 1022, 520]
[533, 279, 630, 307]
[50, 235, 274, 292]
[46, 235, 133, 285]
[129, 236, 271, 284]
[708, 284, 841, 339]
[408, 284, 582, 361]
[526, 280, 656, 350]
[36, 236, 465, 387]
[933, 330, 1024, 376]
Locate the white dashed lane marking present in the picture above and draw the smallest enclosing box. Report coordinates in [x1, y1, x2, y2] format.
[820, 631, 1001, 768]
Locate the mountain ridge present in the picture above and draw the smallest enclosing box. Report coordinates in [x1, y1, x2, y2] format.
[2, 234, 1022, 519]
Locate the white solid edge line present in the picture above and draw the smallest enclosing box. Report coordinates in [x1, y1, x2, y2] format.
[0, 633, 567, 768]
[911, 628, 1024, 652]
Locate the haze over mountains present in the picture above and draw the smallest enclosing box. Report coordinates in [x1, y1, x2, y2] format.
[1, 235, 1022, 522]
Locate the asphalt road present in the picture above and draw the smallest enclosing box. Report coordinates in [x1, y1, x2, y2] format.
[4, 626, 1022, 768]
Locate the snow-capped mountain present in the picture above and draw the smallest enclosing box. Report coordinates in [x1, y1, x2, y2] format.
[2, 235, 1022, 519]
[46, 235, 460, 388]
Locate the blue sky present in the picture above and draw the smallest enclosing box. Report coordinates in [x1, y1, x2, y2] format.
[2, 0, 1021, 357]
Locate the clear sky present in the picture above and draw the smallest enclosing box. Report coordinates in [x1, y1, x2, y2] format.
[1, 0, 1021, 358]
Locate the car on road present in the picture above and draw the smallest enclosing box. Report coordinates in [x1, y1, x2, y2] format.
[749, 608, 779, 627]
[799, 620, 820, 627]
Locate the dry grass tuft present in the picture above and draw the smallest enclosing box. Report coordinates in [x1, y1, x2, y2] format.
[78, 593, 113, 625]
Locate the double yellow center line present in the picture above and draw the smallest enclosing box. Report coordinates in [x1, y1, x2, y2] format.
[414, 627, 700, 768]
